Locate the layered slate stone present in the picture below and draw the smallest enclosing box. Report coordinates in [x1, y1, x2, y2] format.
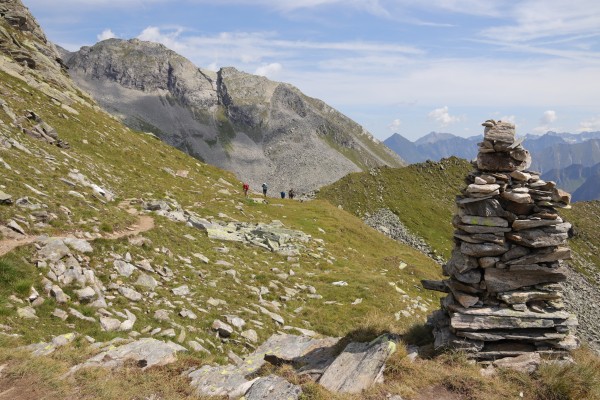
[318, 334, 396, 394]
[423, 119, 578, 361]
[68, 338, 187, 374]
[187, 334, 339, 398]
[186, 333, 398, 397]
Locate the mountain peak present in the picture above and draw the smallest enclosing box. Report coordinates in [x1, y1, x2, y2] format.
[64, 38, 404, 192]
[414, 131, 457, 145]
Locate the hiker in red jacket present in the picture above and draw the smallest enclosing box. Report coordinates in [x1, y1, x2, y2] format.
[242, 182, 249, 197]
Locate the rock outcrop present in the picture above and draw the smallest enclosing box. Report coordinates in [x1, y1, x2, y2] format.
[187, 333, 397, 398]
[424, 120, 578, 360]
[0, 0, 83, 99]
[64, 38, 405, 194]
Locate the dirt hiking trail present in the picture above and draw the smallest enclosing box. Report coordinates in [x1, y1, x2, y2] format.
[0, 215, 155, 257]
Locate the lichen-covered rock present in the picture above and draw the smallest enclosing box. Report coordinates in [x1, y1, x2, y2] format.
[68, 338, 186, 374]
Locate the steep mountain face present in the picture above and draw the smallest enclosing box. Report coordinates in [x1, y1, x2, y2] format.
[64, 39, 404, 194]
[529, 138, 600, 174]
[543, 163, 600, 201]
[572, 174, 600, 202]
[383, 132, 478, 163]
[0, 0, 82, 101]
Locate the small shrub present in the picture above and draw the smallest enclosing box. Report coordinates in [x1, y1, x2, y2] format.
[100, 222, 113, 232]
[535, 348, 600, 400]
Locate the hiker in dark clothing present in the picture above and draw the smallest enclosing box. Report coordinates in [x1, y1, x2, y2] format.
[262, 182, 268, 197]
[288, 189, 295, 200]
[280, 191, 285, 199]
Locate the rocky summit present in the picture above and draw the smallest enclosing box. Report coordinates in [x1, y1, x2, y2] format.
[424, 120, 578, 360]
[62, 38, 404, 194]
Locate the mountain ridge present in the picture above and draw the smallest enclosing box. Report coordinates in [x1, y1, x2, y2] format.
[386, 131, 600, 199]
[63, 38, 405, 194]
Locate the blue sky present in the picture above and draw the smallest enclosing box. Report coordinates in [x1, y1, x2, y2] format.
[24, 0, 600, 141]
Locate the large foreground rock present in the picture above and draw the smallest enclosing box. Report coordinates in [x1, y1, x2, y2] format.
[186, 333, 400, 397]
[318, 334, 397, 394]
[187, 334, 338, 398]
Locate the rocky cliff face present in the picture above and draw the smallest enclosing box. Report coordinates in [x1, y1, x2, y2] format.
[65, 39, 404, 193]
[0, 0, 82, 100]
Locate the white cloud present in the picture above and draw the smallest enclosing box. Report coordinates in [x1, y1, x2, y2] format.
[500, 115, 516, 124]
[540, 110, 557, 124]
[481, 0, 600, 43]
[255, 63, 283, 77]
[131, 26, 421, 77]
[579, 116, 600, 132]
[428, 106, 461, 127]
[388, 119, 401, 131]
[97, 28, 117, 41]
[137, 26, 187, 53]
[533, 110, 558, 133]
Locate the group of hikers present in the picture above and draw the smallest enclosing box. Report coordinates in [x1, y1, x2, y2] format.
[242, 182, 295, 199]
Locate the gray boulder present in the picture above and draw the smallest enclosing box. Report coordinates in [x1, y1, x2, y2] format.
[68, 338, 187, 373]
[245, 375, 302, 400]
[318, 334, 397, 393]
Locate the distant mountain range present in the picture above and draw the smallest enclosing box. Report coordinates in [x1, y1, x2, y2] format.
[385, 131, 600, 201]
[384, 132, 479, 163]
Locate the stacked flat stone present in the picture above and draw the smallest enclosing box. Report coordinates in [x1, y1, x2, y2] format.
[424, 119, 578, 360]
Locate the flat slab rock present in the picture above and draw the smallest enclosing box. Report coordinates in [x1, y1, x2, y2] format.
[318, 334, 397, 394]
[492, 352, 541, 373]
[23, 332, 77, 356]
[188, 333, 397, 397]
[188, 333, 339, 398]
[68, 338, 186, 374]
[484, 265, 567, 293]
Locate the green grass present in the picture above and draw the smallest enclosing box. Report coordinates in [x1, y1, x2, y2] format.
[560, 200, 600, 277]
[0, 62, 444, 355]
[319, 157, 472, 259]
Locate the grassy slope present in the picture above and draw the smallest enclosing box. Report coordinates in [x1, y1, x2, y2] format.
[561, 201, 600, 277]
[0, 61, 485, 398]
[319, 158, 600, 279]
[319, 158, 471, 260]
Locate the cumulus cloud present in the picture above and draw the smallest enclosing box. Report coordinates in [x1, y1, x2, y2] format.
[388, 119, 401, 131]
[254, 63, 283, 77]
[137, 26, 187, 53]
[541, 110, 558, 124]
[579, 116, 600, 132]
[533, 110, 558, 133]
[428, 106, 461, 127]
[97, 28, 117, 41]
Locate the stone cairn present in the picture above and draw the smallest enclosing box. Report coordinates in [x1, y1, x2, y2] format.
[423, 119, 578, 360]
